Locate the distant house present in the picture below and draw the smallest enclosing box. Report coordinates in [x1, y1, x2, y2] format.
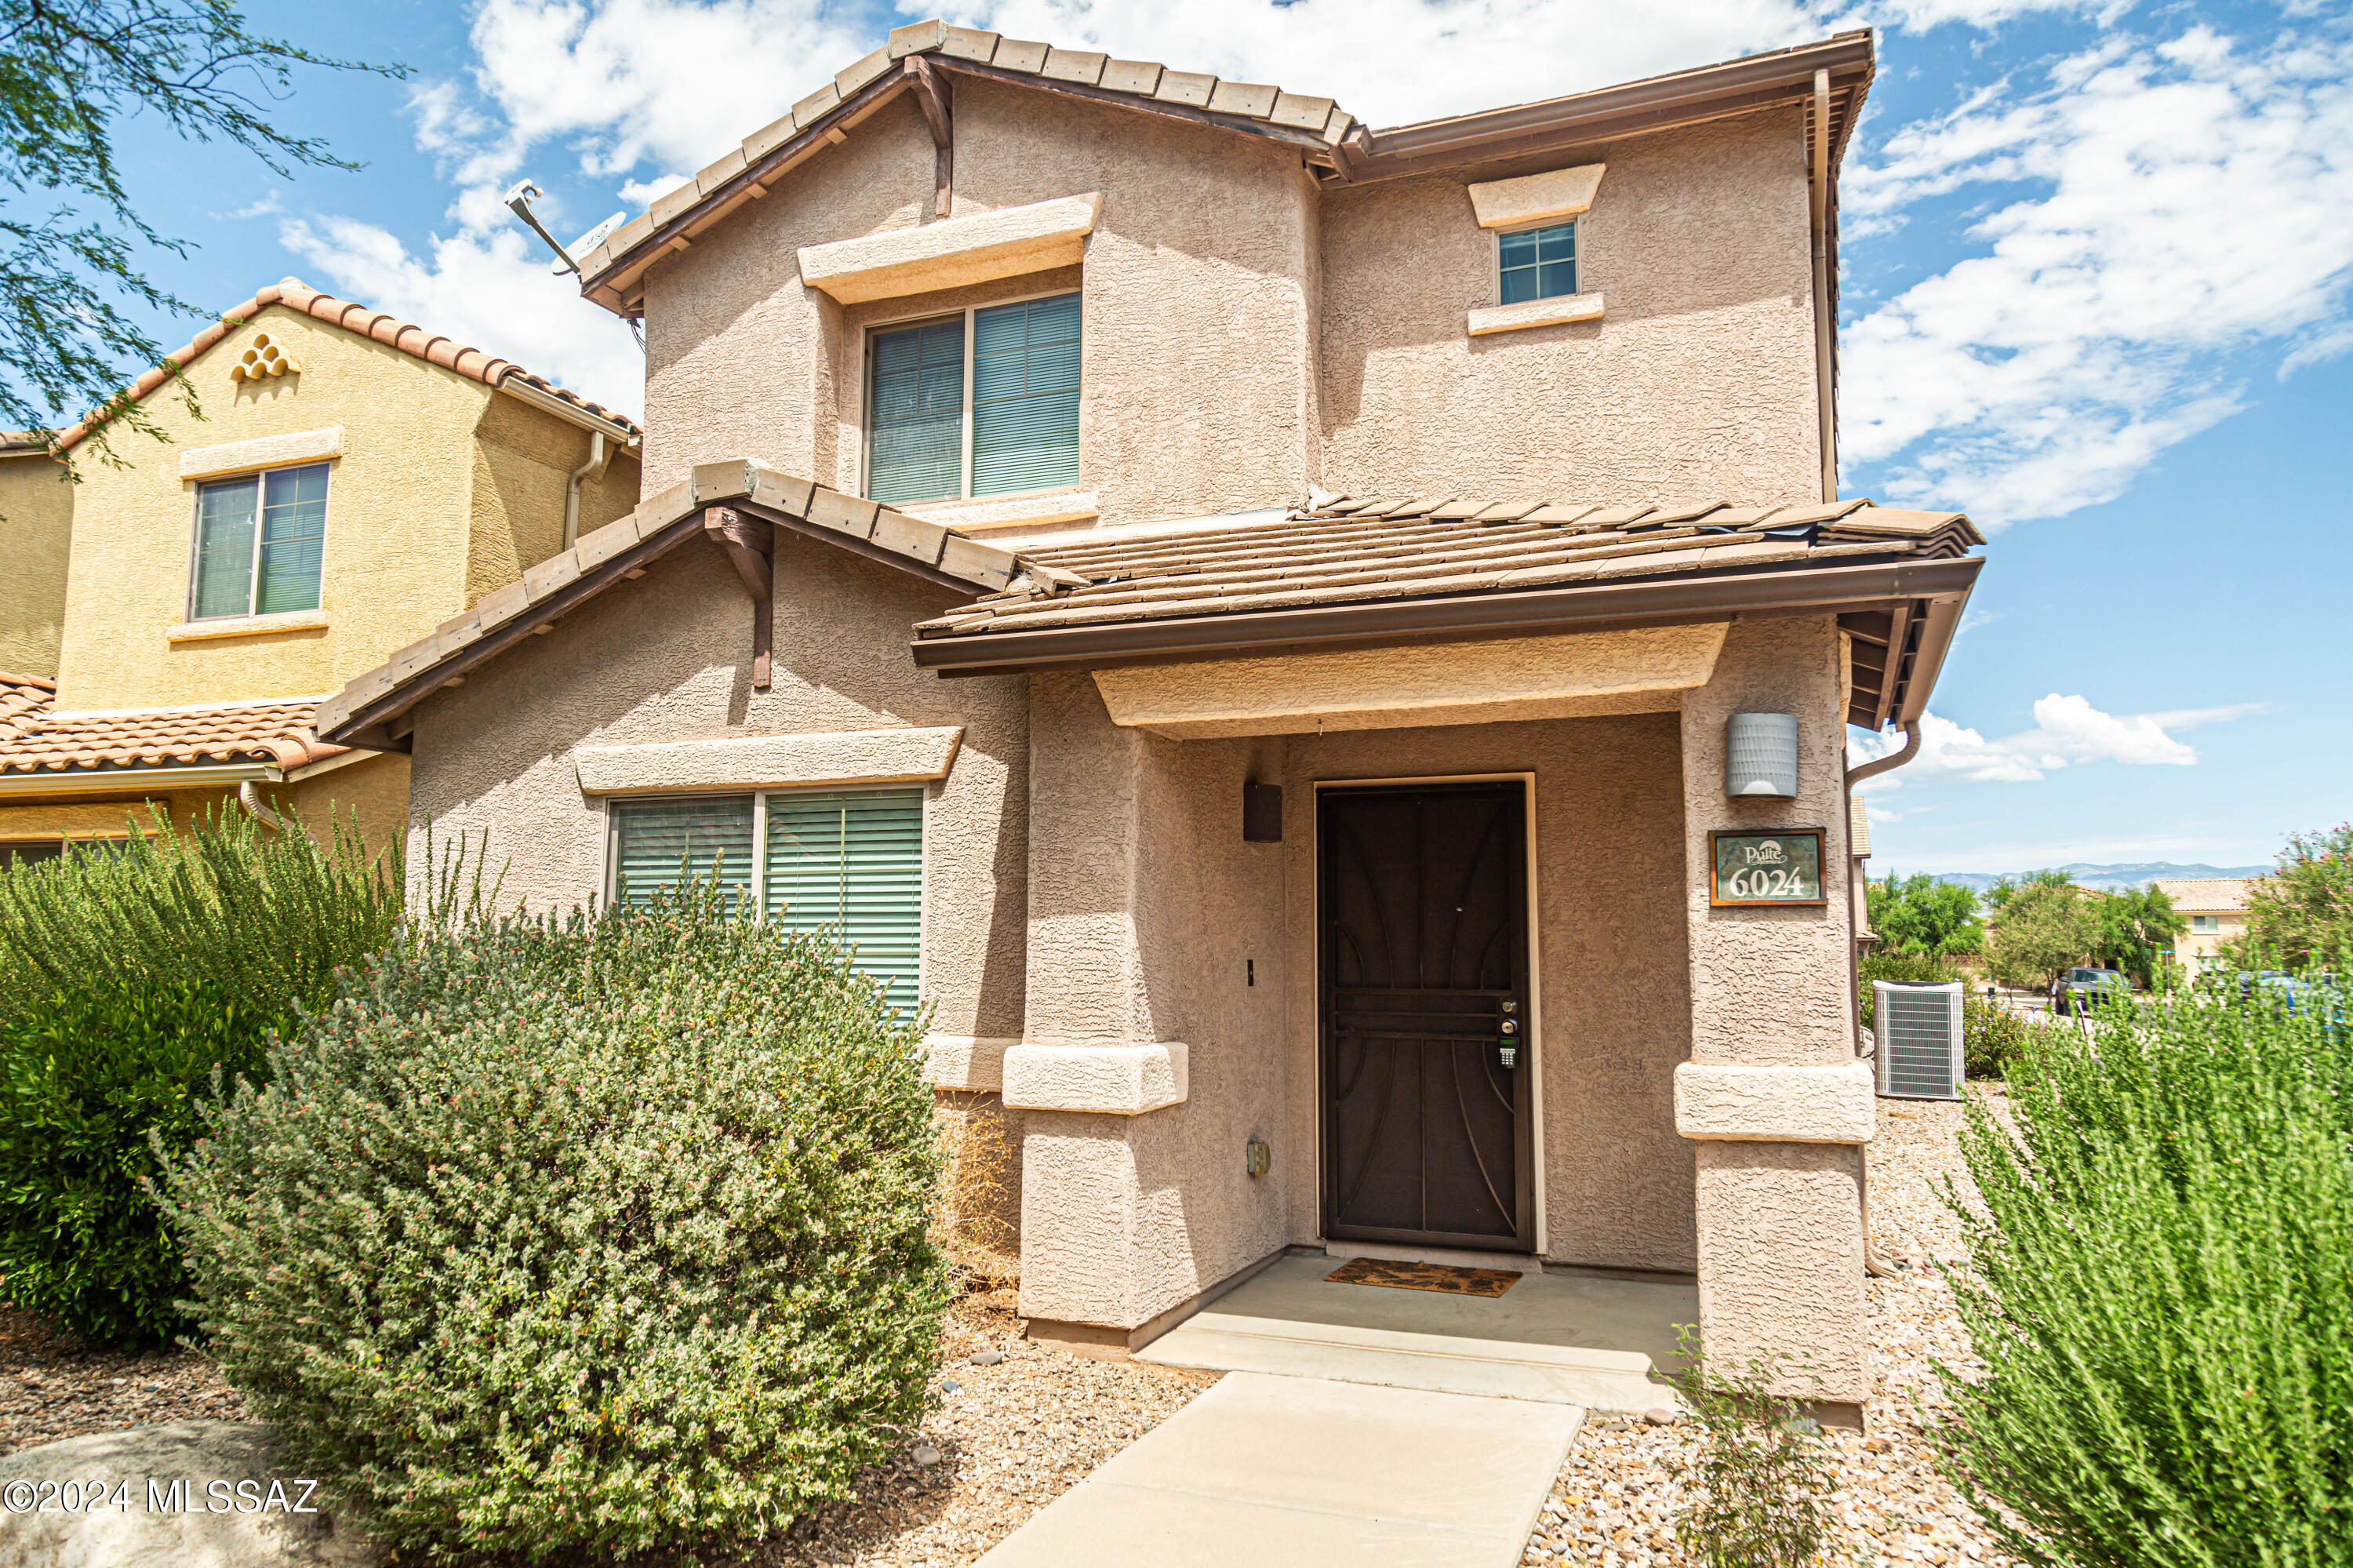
[0, 280, 641, 866]
[2155, 878, 2253, 973]
[315, 24, 1984, 1415]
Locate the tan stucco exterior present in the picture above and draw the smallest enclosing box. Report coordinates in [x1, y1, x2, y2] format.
[376, 45, 1911, 1407]
[0, 450, 74, 678]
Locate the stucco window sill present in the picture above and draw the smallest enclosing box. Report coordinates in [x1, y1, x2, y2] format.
[897, 488, 1100, 534]
[1001, 1042, 1187, 1115]
[1467, 292, 1605, 337]
[798, 193, 1102, 305]
[166, 609, 331, 643]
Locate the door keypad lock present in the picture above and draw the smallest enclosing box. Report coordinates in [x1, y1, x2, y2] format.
[1497, 1010, 1520, 1069]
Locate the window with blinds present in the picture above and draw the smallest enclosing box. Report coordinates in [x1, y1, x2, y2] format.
[867, 317, 966, 504]
[971, 294, 1080, 496]
[607, 788, 924, 1013]
[191, 463, 329, 620]
[863, 291, 1080, 504]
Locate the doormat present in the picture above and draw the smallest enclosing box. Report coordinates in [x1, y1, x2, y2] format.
[1324, 1257, 1518, 1297]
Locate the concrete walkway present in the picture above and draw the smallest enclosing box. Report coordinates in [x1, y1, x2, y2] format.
[1137, 1253, 1693, 1413]
[975, 1371, 1583, 1566]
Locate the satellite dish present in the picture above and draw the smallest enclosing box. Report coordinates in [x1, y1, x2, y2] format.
[556, 212, 627, 274]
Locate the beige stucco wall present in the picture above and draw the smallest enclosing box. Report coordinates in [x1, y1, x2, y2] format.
[1676, 614, 1867, 1402]
[399, 528, 1030, 1042]
[1279, 711, 1697, 1274]
[50, 302, 638, 712]
[638, 79, 1320, 520]
[0, 453, 74, 678]
[1317, 112, 1823, 504]
[1016, 674, 1290, 1330]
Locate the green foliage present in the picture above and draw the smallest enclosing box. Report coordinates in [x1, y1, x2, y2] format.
[1857, 951, 1954, 1031]
[2095, 883, 2185, 988]
[1667, 1328, 1836, 1568]
[0, 2, 402, 474]
[1867, 873, 1984, 959]
[166, 885, 952, 1563]
[1984, 879, 2100, 989]
[1938, 981, 2353, 1568]
[2229, 824, 2353, 972]
[0, 809, 398, 1344]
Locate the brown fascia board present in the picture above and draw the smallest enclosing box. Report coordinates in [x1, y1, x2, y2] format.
[1351, 32, 1875, 184]
[910, 553, 1981, 680]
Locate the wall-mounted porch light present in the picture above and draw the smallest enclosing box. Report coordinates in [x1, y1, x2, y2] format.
[1243, 782, 1282, 842]
[1726, 713, 1800, 798]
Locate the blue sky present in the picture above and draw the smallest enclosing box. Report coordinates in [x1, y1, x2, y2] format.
[67, 0, 2353, 877]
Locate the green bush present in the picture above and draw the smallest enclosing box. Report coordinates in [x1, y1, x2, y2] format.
[0, 810, 398, 1344]
[165, 886, 951, 1563]
[1939, 980, 2353, 1566]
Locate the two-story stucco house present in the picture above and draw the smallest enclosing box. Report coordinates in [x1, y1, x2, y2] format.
[315, 25, 1983, 1416]
[0, 280, 641, 864]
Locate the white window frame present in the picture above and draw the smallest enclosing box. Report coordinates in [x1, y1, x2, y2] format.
[1492, 217, 1580, 308]
[858, 286, 1082, 505]
[184, 461, 333, 622]
[601, 783, 929, 1002]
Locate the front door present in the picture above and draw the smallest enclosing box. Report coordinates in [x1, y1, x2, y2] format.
[1319, 781, 1534, 1251]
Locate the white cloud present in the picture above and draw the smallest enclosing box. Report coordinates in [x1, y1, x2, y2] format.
[1842, 21, 2353, 526]
[1854, 693, 2264, 786]
[278, 216, 646, 419]
[616, 172, 692, 207]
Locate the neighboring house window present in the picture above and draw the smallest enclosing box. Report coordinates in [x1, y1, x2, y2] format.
[866, 292, 1081, 504]
[0, 842, 63, 871]
[2191, 915, 2220, 933]
[1498, 221, 1577, 304]
[191, 463, 329, 619]
[609, 786, 923, 1010]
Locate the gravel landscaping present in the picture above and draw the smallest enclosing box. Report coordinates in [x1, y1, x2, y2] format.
[9, 1096, 2003, 1566]
[1522, 1093, 2011, 1568]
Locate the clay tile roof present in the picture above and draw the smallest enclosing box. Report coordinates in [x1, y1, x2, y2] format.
[53, 278, 639, 456]
[2153, 878, 2253, 913]
[0, 677, 345, 778]
[911, 493, 1987, 642]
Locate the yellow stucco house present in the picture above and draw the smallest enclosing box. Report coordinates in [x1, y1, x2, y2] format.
[2155, 877, 2253, 973]
[0, 279, 641, 865]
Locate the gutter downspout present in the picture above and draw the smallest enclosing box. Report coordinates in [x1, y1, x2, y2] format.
[238, 779, 284, 831]
[563, 431, 612, 549]
[1809, 67, 1838, 504]
[1846, 716, 1920, 1279]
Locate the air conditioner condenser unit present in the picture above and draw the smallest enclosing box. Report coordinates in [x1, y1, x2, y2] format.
[1873, 980, 1964, 1101]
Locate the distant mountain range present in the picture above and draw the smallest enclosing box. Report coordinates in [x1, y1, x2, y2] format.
[1925, 862, 2274, 894]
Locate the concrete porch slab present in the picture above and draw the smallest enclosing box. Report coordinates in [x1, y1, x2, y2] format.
[975, 1372, 1584, 1566]
[1135, 1253, 1695, 1412]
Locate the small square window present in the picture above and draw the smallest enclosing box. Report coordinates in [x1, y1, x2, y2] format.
[1499, 221, 1577, 306]
[190, 463, 328, 620]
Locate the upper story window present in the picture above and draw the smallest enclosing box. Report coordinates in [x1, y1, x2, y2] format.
[609, 786, 924, 1012]
[867, 292, 1081, 505]
[1498, 221, 1577, 305]
[191, 463, 328, 620]
[2191, 915, 2220, 933]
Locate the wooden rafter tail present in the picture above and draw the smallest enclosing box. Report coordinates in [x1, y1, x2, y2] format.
[908, 55, 954, 218]
[704, 505, 776, 689]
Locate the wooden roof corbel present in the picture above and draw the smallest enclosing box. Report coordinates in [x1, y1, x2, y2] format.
[908, 55, 954, 219]
[705, 505, 776, 689]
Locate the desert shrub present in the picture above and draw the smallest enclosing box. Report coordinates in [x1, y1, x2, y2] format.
[934, 1094, 1020, 1287]
[166, 886, 951, 1564]
[0, 809, 397, 1344]
[1939, 978, 2353, 1567]
[1668, 1329, 1836, 1568]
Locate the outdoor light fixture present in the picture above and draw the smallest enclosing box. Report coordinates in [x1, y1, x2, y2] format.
[1243, 782, 1282, 842]
[1725, 713, 1800, 798]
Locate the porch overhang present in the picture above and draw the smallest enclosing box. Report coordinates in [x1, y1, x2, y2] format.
[911, 554, 1982, 727]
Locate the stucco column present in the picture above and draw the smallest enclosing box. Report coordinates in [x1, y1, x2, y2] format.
[1009, 673, 1286, 1348]
[1676, 617, 1870, 1407]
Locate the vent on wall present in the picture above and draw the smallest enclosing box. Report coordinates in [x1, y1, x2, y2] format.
[1874, 980, 1963, 1101]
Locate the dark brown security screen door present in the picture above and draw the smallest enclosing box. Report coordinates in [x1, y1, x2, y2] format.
[1320, 781, 1534, 1251]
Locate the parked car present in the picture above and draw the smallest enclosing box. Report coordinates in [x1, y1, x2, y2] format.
[2050, 967, 2128, 1016]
